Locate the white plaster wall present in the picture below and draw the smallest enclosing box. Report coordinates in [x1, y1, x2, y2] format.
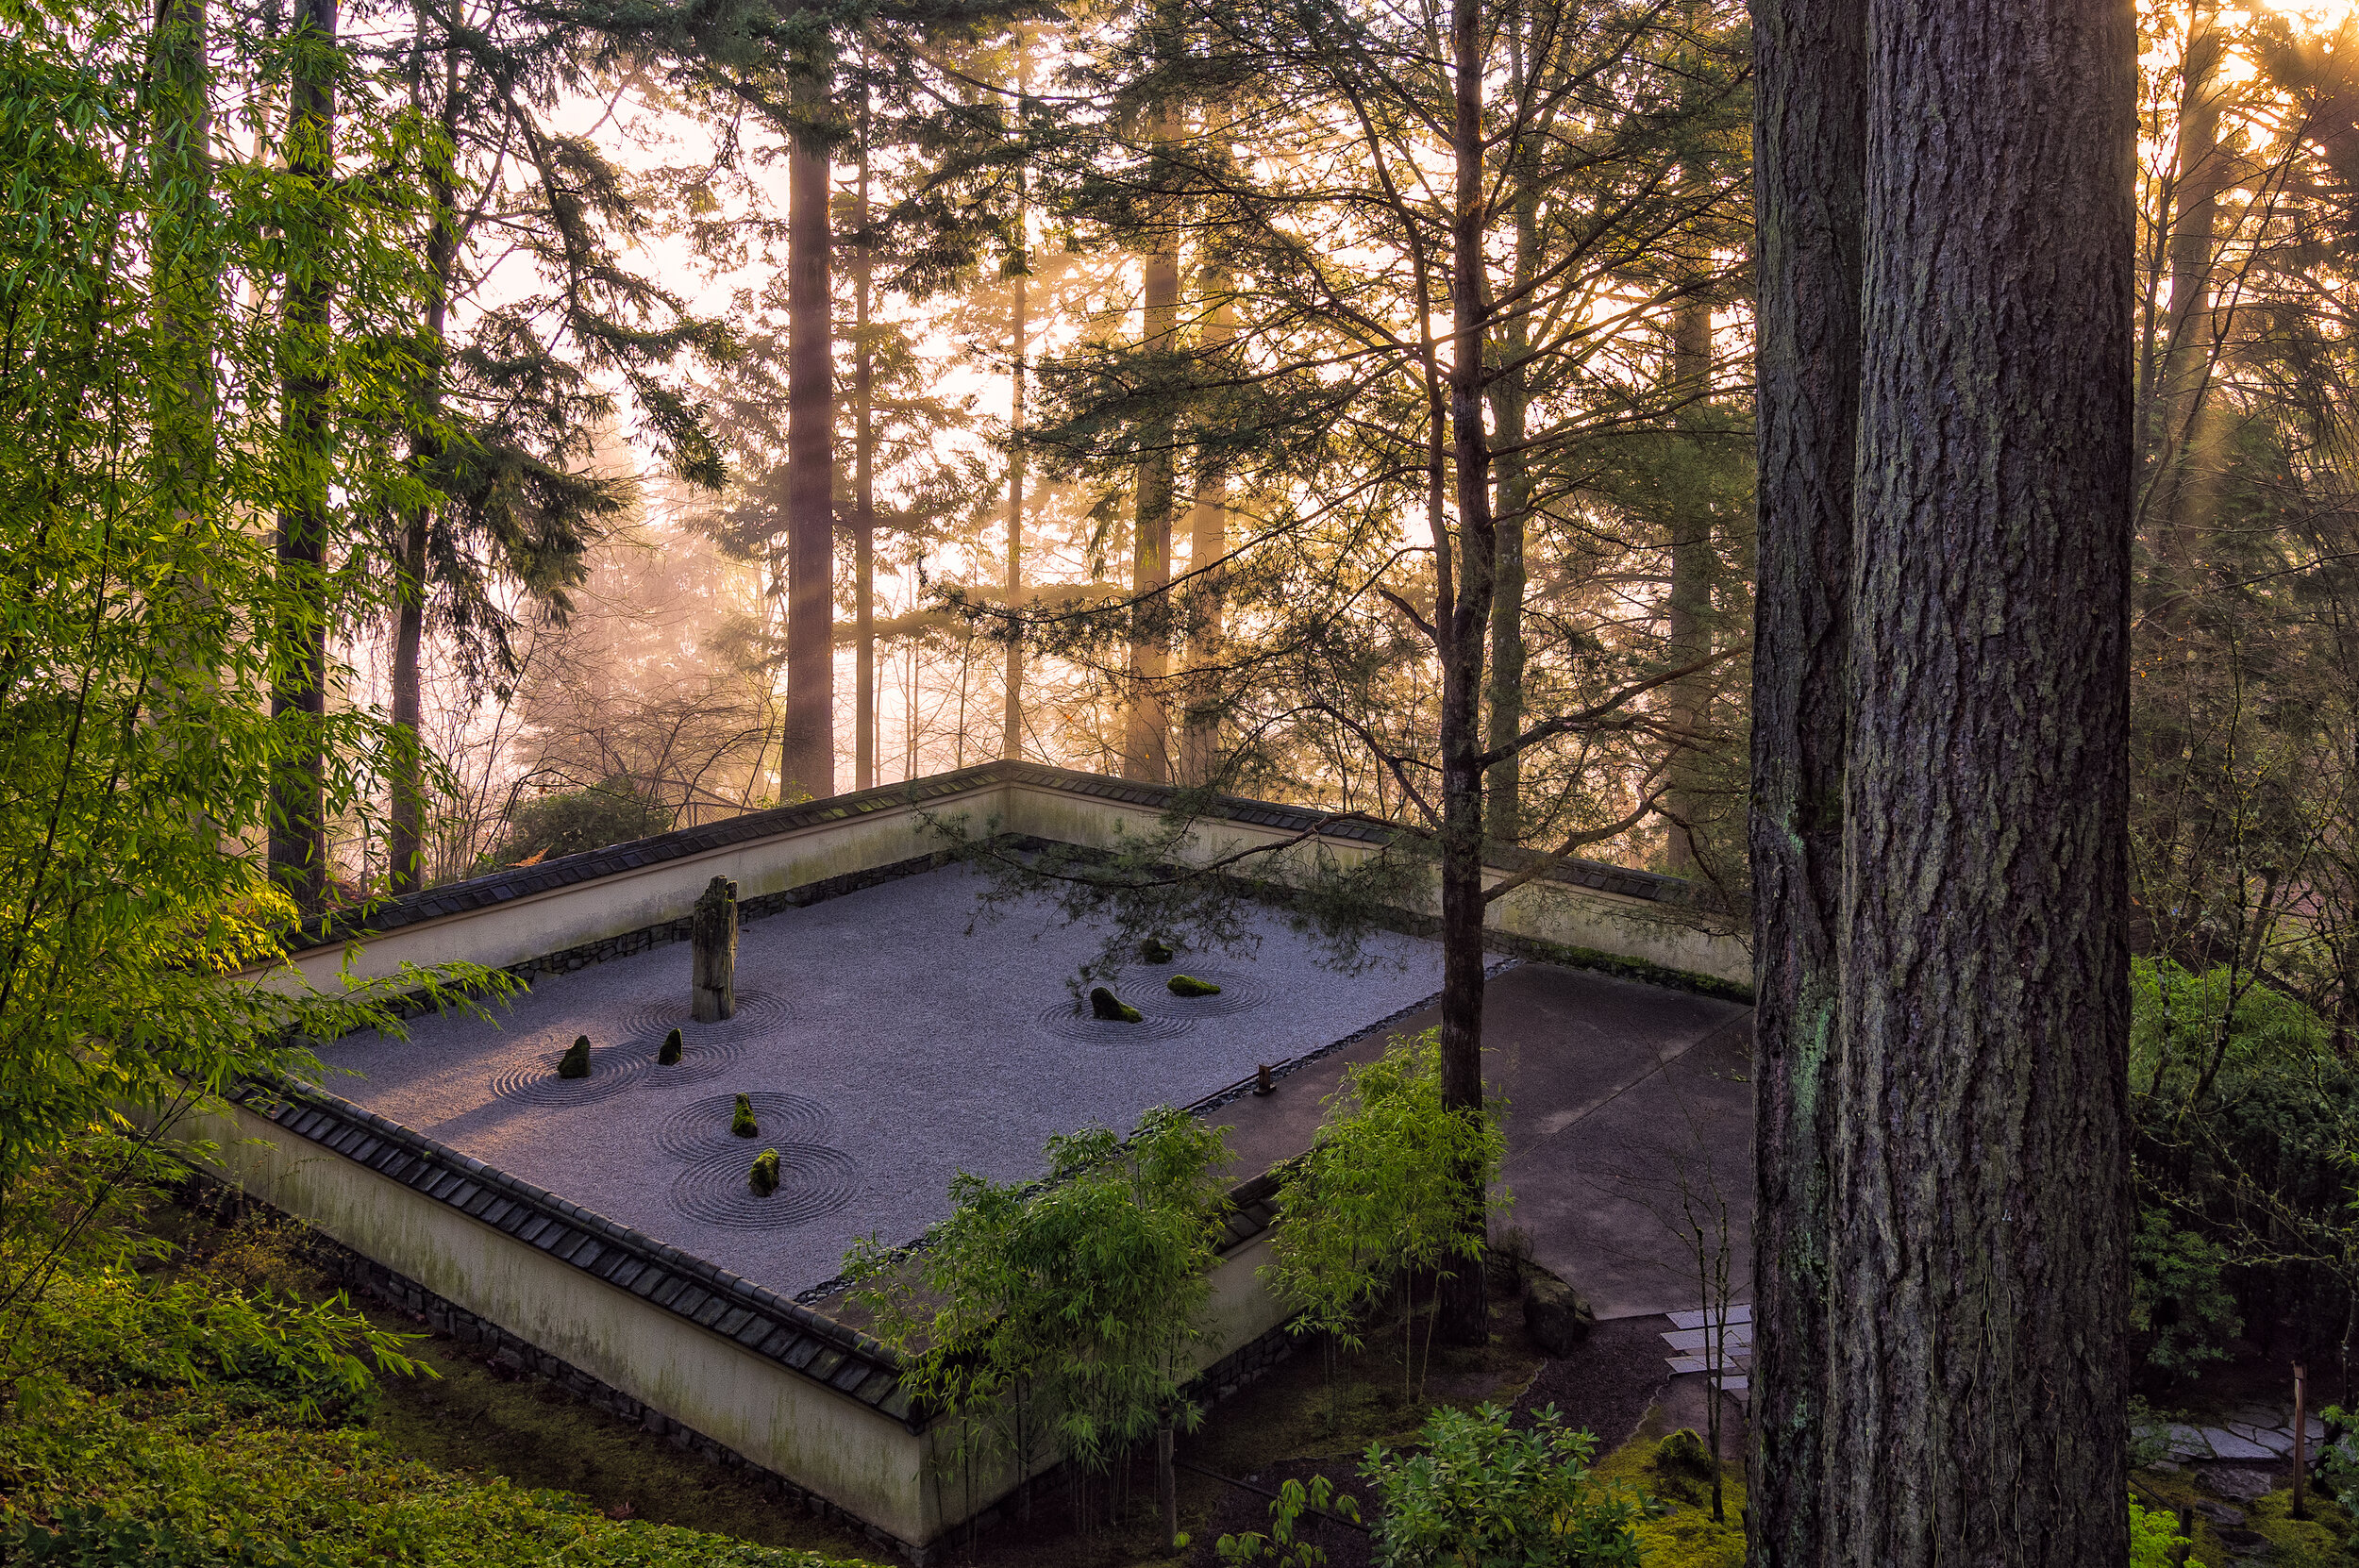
[181, 1098, 956, 1546]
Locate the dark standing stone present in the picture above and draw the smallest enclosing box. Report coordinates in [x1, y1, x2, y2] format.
[1089, 986, 1143, 1023]
[1140, 937, 1175, 963]
[1523, 1275, 1595, 1355]
[659, 1027, 683, 1065]
[692, 876, 738, 1023]
[749, 1147, 780, 1196]
[557, 1035, 591, 1079]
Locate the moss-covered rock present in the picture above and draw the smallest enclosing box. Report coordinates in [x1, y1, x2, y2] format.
[658, 1027, 683, 1066]
[1089, 986, 1144, 1023]
[557, 1036, 591, 1079]
[1166, 974, 1221, 997]
[730, 1093, 759, 1138]
[748, 1147, 780, 1197]
[1139, 937, 1176, 964]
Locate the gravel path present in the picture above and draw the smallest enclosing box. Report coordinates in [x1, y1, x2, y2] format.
[318, 866, 1442, 1296]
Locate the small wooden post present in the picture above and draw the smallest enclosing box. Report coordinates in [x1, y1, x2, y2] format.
[1156, 1404, 1179, 1549]
[2295, 1361, 2309, 1518]
[691, 876, 738, 1023]
[2173, 1503, 2192, 1567]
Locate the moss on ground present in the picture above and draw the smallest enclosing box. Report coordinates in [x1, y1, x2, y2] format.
[1587, 1407, 1747, 1568]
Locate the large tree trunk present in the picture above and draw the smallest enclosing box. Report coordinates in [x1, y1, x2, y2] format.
[1746, 1, 1863, 1560]
[271, 0, 337, 914]
[854, 85, 877, 792]
[390, 50, 460, 894]
[1177, 280, 1231, 787]
[1483, 153, 1535, 846]
[781, 122, 836, 801]
[1433, 0, 1493, 1348]
[1819, 3, 2135, 1563]
[2142, 15, 2225, 627]
[1661, 293, 1715, 877]
[1123, 154, 1179, 784]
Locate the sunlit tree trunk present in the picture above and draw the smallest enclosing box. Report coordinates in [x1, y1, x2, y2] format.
[855, 78, 878, 792]
[1746, 1, 1861, 1559]
[1662, 292, 1715, 876]
[1483, 115, 1535, 846]
[1123, 120, 1180, 785]
[1819, 2, 2135, 1562]
[1003, 53, 1029, 763]
[781, 90, 836, 800]
[271, 0, 337, 912]
[1177, 277, 1230, 788]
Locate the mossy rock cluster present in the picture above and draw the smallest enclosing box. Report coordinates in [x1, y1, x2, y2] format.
[556, 1035, 592, 1079]
[1166, 974, 1221, 997]
[730, 1093, 759, 1138]
[1139, 937, 1176, 964]
[1089, 986, 1144, 1023]
[748, 1147, 780, 1197]
[658, 1027, 683, 1066]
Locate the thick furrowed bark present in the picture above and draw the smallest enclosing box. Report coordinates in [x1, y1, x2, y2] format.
[1747, 0, 1862, 1560]
[781, 127, 835, 801]
[1826, 2, 2136, 1562]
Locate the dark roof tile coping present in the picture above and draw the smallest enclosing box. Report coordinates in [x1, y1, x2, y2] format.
[283, 761, 1702, 954]
[226, 1073, 913, 1426]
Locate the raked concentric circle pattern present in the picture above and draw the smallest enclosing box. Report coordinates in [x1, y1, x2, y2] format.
[651, 1093, 830, 1160]
[487, 1046, 647, 1107]
[666, 1143, 861, 1229]
[612, 988, 795, 1045]
[1033, 1001, 1198, 1044]
[1149, 969, 1275, 1019]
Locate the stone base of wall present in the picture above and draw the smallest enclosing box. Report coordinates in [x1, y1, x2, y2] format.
[177, 1172, 935, 1565]
[178, 1168, 1308, 1563]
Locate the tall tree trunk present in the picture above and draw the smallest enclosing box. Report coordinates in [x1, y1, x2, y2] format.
[271, 0, 337, 914]
[390, 47, 459, 894]
[1177, 279, 1231, 787]
[1662, 293, 1715, 877]
[1821, 4, 2135, 1564]
[1746, 0, 1863, 1560]
[1433, 0, 1492, 1348]
[781, 107, 836, 800]
[1483, 26, 1535, 848]
[1123, 142, 1179, 785]
[2142, 12, 2225, 627]
[855, 80, 877, 792]
[1003, 55, 1029, 763]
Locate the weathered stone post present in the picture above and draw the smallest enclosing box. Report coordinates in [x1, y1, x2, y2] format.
[691, 876, 738, 1022]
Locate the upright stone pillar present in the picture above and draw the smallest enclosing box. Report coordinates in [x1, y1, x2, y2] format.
[691, 876, 738, 1022]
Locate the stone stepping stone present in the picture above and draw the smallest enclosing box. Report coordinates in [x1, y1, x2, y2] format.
[1666, 1304, 1751, 1331]
[1666, 1353, 1751, 1375]
[1664, 1325, 1754, 1353]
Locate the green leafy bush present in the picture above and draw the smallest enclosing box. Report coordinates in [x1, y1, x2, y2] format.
[559, 1036, 592, 1079]
[1168, 975, 1222, 997]
[1214, 1475, 1361, 1566]
[1089, 986, 1143, 1023]
[1361, 1403, 1642, 1567]
[2130, 1209, 2242, 1378]
[750, 1149, 781, 1197]
[2129, 1493, 2203, 1568]
[492, 776, 671, 867]
[731, 1094, 759, 1138]
[660, 1027, 684, 1066]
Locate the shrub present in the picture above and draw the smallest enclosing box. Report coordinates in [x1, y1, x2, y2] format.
[2130, 1209, 2242, 1378]
[1089, 986, 1143, 1023]
[2129, 1493, 2203, 1568]
[490, 776, 670, 867]
[557, 1036, 591, 1079]
[749, 1148, 781, 1197]
[1168, 975, 1222, 997]
[1362, 1402, 1642, 1567]
[1215, 1475, 1359, 1566]
[731, 1094, 759, 1138]
[659, 1027, 683, 1066]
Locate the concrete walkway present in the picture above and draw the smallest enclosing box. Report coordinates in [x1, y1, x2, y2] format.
[1212, 962, 1755, 1320]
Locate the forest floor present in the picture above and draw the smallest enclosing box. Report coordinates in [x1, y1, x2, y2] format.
[333, 1268, 1727, 1567]
[2133, 1343, 2359, 1568]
